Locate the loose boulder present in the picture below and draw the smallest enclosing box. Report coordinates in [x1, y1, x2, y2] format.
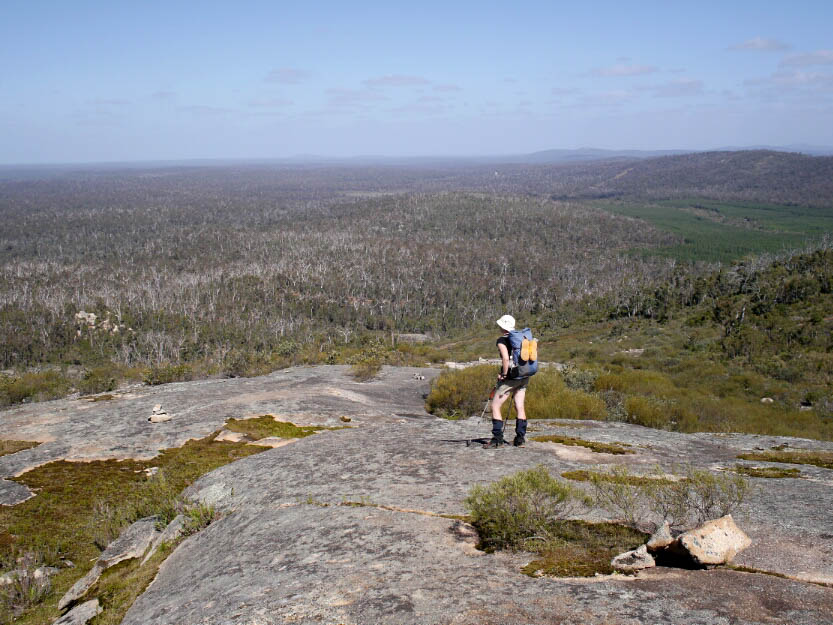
[611, 544, 655, 573]
[676, 515, 751, 566]
[646, 520, 674, 552]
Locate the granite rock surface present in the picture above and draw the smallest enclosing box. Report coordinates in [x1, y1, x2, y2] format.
[2, 365, 833, 624]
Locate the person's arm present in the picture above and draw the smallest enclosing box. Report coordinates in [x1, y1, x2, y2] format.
[497, 341, 510, 380]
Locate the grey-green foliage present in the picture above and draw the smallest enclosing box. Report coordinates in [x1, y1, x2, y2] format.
[589, 465, 750, 530]
[180, 501, 219, 536]
[464, 465, 588, 551]
[0, 551, 51, 623]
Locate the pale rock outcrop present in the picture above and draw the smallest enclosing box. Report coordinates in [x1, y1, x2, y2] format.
[646, 520, 675, 552]
[247, 436, 297, 448]
[54, 599, 101, 625]
[58, 517, 158, 609]
[0, 565, 59, 585]
[611, 544, 656, 573]
[676, 515, 751, 566]
[142, 514, 185, 565]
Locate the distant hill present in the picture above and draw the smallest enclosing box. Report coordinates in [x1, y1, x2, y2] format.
[570, 150, 833, 207]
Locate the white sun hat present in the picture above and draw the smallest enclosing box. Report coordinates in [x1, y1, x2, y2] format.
[496, 314, 516, 332]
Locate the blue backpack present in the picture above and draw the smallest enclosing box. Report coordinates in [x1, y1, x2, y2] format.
[508, 328, 539, 379]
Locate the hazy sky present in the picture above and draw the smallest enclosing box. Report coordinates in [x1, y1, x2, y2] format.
[2, 0, 832, 163]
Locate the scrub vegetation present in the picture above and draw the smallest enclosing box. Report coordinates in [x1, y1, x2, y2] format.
[466, 465, 749, 577]
[464, 465, 647, 577]
[1, 154, 831, 424]
[0, 420, 330, 625]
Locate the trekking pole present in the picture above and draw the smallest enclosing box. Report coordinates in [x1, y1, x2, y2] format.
[480, 385, 496, 420]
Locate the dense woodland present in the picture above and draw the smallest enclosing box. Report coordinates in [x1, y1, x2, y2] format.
[1, 150, 831, 404]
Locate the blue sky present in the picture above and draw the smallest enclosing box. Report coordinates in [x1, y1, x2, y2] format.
[2, 0, 832, 163]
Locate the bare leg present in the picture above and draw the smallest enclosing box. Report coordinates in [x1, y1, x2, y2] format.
[514, 388, 526, 421]
[491, 390, 509, 422]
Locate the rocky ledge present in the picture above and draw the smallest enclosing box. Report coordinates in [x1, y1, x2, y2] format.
[2, 365, 833, 624]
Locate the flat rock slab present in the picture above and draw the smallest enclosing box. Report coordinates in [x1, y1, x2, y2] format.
[3, 365, 833, 623]
[0, 365, 439, 501]
[120, 417, 833, 624]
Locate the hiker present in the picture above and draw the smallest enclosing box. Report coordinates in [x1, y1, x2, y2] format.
[486, 314, 531, 448]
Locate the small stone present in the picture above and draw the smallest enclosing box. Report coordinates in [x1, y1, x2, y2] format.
[214, 429, 248, 443]
[611, 544, 655, 573]
[677, 515, 751, 566]
[33, 566, 59, 580]
[54, 599, 102, 625]
[248, 437, 297, 448]
[152, 404, 163, 413]
[760, 397, 774, 404]
[149, 412, 172, 423]
[144, 466, 159, 477]
[646, 521, 675, 552]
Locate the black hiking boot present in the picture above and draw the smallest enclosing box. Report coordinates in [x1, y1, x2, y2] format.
[484, 435, 505, 448]
[514, 418, 527, 447]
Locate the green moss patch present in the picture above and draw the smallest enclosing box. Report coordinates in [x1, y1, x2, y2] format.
[0, 436, 266, 625]
[521, 520, 648, 577]
[531, 435, 633, 455]
[737, 450, 833, 470]
[0, 440, 39, 458]
[561, 469, 674, 487]
[224, 415, 339, 440]
[731, 465, 802, 478]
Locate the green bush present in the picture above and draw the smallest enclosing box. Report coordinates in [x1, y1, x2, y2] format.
[624, 395, 671, 429]
[426, 366, 607, 421]
[143, 363, 193, 386]
[464, 465, 585, 551]
[350, 359, 382, 381]
[0, 371, 72, 407]
[425, 364, 495, 418]
[77, 366, 118, 395]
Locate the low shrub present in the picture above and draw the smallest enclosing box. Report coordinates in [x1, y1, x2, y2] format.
[624, 395, 671, 429]
[464, 465, 586, 551]
[350, 359, 382, 382]
[0, 371, 72, 407]
[142, 363, 193, 386]
[181, 501, 219, 536]
[0, 550, 51, 622]
[77, 366, 118, 395]
[588, 465, 750, 530]
[426, 366, 607, 421]
[425, 364, 495, 418]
